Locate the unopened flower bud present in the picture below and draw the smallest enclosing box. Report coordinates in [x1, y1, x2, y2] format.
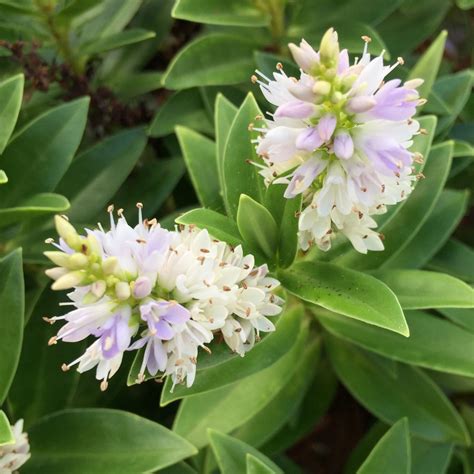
[333, 132, 354, 160]
[54, 215, 80, 249]
[86, 233, 101, 255]
[91, 280, 107, 298]
[52, 270, 85, 290]
[274, 100, 315, 119]
[115, 281, 131, 300]
[312, 80, 331, 96]
[45, 267, 68, 280]
[346, 96, 376, 114]
[319, 28, 339, 65]
[102, 257, 119, 275]
[69, 253, 89, 269]
[288, 39, 319, 72]
[317, 114, 337, 141]
[133, 276, 152, 299]
[44, 251, 72, 268]
[404, 78, 424, 89]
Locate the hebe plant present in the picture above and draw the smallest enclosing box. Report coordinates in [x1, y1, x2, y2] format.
[0, 0, 473, 473]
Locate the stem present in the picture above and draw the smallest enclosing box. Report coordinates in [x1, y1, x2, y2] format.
[255, 0, 287, 51]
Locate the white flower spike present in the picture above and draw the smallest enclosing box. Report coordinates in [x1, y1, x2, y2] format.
[44, 207, 283, 390]
[253, 29, 424, 253]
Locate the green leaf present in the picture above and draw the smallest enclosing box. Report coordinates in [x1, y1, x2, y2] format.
[325, 335, 470, 445]
[55, 0, 103, 27]
[223, 93, 265, 219]
[0, 74, 23, 154]
[357, 418, 410, 474]
[0, 249, 24, 405]
[262, 359, 337, 454]
[208, 430, 283, 474]
[384, 190, 469, 269]
[175, 208, 242, 247]
[433, 71, 473, 134]
[112, 157, 185, 218]
[56, 127, 147, 222]
[407, 30, 447, 108]
[278, 194, 301, 268]
[175, 126, 224, 212]
[215, 94, 238, 191]
[411, 438, 453, 474]
[453, 140, 474, 158]
[233, 338, 321, 448]
[0, 193, 69, 229]
[8, 290, 85, 425]
[0, 170, 6, 183]
[0, 98, 89, 207]
[163, 34, 257, 89]
[316, 309, 474, 378]
[372, 270, 474, 309]
[80, 28, 156, 55]
[247, 455, 278, 474]
[338, 138, 452, 270]
[172, 0, 269, 26]
[159, 305, 304, 404]
[237, 194, 278, 259]
[107, 71, 163, 100]
[439, 308, 474, 334]
[172, 322, 307, 448]
[429, 239, 474, 283]
[456, 0, 474, 9]
[148, 89, 213, 138]
[24, 409, 197, 473]
[279, 261, 408, 336]
[0, 410, 14, 446]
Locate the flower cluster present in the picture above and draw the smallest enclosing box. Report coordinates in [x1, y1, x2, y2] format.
[44, 206, 283, 390]
[252, 29, 425, 253]
[0, 419, 30, 473]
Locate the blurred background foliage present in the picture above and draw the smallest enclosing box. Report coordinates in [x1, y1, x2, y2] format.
[0, 0, 472, 473]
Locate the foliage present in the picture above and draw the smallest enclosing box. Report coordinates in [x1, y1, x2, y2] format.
[0, 0, 472, 472]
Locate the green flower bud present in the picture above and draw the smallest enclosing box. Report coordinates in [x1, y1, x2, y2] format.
[115, 281, 131, 301]
[51, 270, 86, 290]
[54, 215, 80, 250]
[319, 28, 339, 65]
[44, 251, 72, 268]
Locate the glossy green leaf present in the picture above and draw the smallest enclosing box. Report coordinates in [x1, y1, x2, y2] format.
[278, 194, 301, 268]
[429, 239, 474, 283]
[0, 193, 69, 228]
[385, 190, 469, 269]
[0, 410, 14, 446]
[81, 28, 155, 55]
[247, 455, 277, 474]
[160, 305, 304, 404]
[325, 335, 470, 445]
[0, 74, 23, 154]
[8, 290, 85, 425]
[453, 140, 474, 158]
[175, 208, 242, 247]
[148, 89, 213, 138]
[172, 322, 307, 448]
[0, 98, 89, 207]
[163, 34, 257, 89]
[172, 0, 269, 26]
[0, 249, 24, 405]
[215, 94, 238, 190]
[262, 359, 337, 454]
[0, 170, 6, 183]
[56, 127, 147, 222]
[317, 309, 474, 378]
[357, 418, 410, 474]
[338, 139, 452, 270]
[209, 430, 282, 474]
[108, 71, 163, 99]
[372, 270, 474, 309]
[411, 438, 453, 474]
[233, 338, 321, 448]
[237, 194, 278, 259]
[55, 0, 103, 26]
[222, 93, 265, 218]
[279, 261, 408, 336]
[24, 409, 197, 473]
[176, 126, 224, 211]
[112, 157, 185, 218]
[407, 30, 447, 107]
[439, 308, 474, 334]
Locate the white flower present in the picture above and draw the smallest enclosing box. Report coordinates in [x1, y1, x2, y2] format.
[44, 206, 284, 389]
[0, 419, 30, 473]
[253, 29, 424, 253]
